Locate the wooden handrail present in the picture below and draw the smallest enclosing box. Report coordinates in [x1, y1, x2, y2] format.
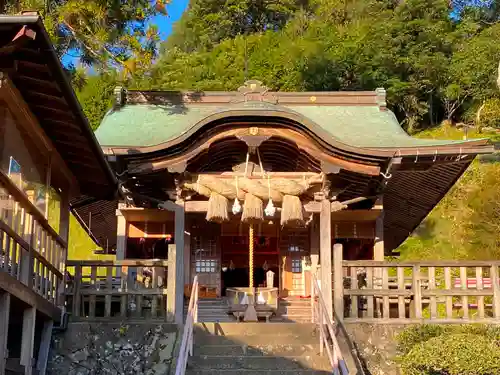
[0, 218, 62, 279]
[0, 169, 67, 248]
[66, 259, 171, 267]
[175, 275, 198, 375]
[311, 273, 349, 375]
[343, 260, 500, 267]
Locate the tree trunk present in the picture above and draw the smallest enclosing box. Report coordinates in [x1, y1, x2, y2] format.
[0, 0, 5, 14]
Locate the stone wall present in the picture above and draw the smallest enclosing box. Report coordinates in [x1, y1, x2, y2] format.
[343, 323, 410, 375]
[48, 322, 178, 375]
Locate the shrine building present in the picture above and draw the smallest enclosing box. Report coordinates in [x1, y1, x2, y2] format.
[70, 81, 493, 323]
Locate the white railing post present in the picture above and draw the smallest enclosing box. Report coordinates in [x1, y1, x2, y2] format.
[312, 273, 348, 375]
[175, 275, 198, 375]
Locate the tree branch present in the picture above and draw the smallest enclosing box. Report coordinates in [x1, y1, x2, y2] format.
[62, 20, 127, 70]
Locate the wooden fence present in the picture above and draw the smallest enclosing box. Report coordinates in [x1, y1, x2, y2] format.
[65, 260, 174, 320]
[0, 175, 65, 308]
[339, 260, 500, 323]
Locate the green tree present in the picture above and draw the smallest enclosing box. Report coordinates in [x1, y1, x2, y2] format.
[2, 0, 169, 77]
[76, 73, 118, 130]
[165, 0, 310, 52]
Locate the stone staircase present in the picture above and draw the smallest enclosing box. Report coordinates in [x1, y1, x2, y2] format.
[189, 297, 313, 323]
[185, 323, 354, 375]
[191, 298, 237, 323]
[274, 297, 312, 322]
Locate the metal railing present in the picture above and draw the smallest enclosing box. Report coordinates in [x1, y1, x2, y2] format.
[175, 275, 199, 375]
[311, 274, 349, 375]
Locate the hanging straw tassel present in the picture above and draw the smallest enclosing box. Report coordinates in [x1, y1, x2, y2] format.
[281, 194, 304, 227]
[206, 192, 229, 223]
[241, 193, 263, 224]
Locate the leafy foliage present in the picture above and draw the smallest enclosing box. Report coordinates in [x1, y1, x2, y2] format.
[166, 0, 309, 52]
[3, 0, 169, 76]
[75, 73, 118, 130]
[131, 0, 500, 133]
[400, 333, 500, 375]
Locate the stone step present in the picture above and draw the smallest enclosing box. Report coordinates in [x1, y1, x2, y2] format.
[188, 355, 330, 371]
[186, 370, 331, 375]
[193, 333, 319, 346]
[194, 322, 316, 336]
[279, 299, 312, 306]
[193, 344, 320, 357]
[273, 316, 312, 323]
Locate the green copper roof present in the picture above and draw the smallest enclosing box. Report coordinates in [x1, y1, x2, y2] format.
[95, 102, 474, 149]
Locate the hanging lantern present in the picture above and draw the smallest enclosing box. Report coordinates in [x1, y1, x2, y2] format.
[264, 198, 276, 217]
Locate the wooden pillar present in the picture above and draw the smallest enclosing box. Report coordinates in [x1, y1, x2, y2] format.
[20, 306, 36, 375]
[374, 212, 384, 261]
[174, 204, 185, 325]
[320, 199, 333, 321]
[36, 319, 53, 375]
[167, 204, 185, 325]
[58, 190, 70, 307]
[309, 215, 320, 276]
[183, 218, 191, 285]
[21, 218, 35, 288]
[0, 292, 10, 375]
[333, 243, 344, 322]
[373, 212, 384, 317]
[116, 205, 127, 260]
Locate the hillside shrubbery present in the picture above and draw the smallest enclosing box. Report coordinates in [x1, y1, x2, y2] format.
[398, 325, 500, 375]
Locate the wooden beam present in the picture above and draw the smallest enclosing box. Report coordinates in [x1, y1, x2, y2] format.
[20, 306, 36, 375]
[0, 271, 60, 320]
[0, 292, 10, 375]
[0, 73, 78, 193]
[320, 199, 333, 321]
[126, 127, 381, 176]
[183, 200, 380, 217]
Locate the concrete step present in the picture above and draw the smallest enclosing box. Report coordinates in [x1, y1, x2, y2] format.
[186, 370, 332, 375]
[193, 344, 320, 357]
[188, 355, 330, 371]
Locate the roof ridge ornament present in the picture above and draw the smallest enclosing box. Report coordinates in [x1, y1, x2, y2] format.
[375, 88, 387, 111]
[114, 86, 127, 109]
[232, 80, 278, 104]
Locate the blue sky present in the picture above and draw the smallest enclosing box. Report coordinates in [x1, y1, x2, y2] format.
[63, 0, 189, 68]
[153, 0, 190, 39]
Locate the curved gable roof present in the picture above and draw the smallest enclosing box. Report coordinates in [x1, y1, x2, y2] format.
[96, 99, 486, 153]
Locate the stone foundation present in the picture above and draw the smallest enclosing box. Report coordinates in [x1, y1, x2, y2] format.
[48, 322, 178, 375]
[344, 323, 409, 375]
